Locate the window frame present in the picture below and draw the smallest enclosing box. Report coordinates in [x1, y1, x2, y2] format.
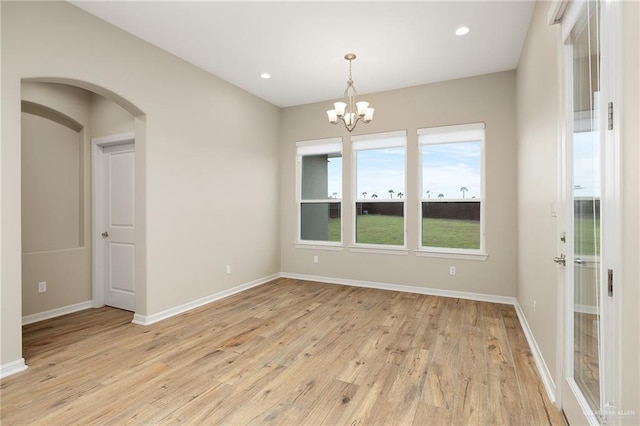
[417, 123, 487, 260]
[350, 130, 408, 253]
[295, 137, 344, 249]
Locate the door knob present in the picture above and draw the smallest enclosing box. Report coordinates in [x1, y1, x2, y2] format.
[553, 253, 566, 266]
[101, 231, 109, 238]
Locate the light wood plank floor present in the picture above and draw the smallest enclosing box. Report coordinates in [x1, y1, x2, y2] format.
[1, 278, 565, 425]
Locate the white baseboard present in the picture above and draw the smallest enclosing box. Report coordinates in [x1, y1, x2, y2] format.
[0, 358, 28, 379]
[22, 301, 93, 325]
[132, 273, 280, 326]
[280, 272, 517, 305]
[514, 301, 557, 403]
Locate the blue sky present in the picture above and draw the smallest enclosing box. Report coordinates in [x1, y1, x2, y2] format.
[573, 131, 600, 197]
[322, 134, 598, 200]
[421, 142, 481, 199]
[356, 148, 405, 198]
[325, 142, 482, 200]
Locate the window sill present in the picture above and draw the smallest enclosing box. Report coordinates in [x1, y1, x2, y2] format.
[348, 246, 409, 256]
[414, 250, 488, 261]
[294, 242, 345, 252]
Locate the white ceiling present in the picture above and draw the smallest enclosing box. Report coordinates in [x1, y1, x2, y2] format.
[71, 1, 535, 108]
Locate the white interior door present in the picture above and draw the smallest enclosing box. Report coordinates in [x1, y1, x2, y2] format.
[102, 143, 135, 311]
[558, 0, 620, 424]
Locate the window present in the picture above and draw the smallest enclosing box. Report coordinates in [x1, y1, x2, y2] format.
[418, 123, 485, 253]
[296, 138, 342, 244]
[352, 130, 407, 247]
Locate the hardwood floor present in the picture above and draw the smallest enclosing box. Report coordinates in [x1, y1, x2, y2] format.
[1, 278, 564, 425]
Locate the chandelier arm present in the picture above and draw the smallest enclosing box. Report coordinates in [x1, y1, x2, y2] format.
[342, 114, 360, 132]
[349, 118, 358, 132]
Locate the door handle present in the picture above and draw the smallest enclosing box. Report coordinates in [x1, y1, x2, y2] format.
[574, 258, 586, 265]
[553, 253, 566, 266]
[101, 231, 109, 238]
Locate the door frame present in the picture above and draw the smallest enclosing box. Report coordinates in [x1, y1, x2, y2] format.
[555, 0, 623, 423]
[91, 132, 136, 309]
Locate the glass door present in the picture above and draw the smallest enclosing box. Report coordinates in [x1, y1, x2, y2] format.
[572, 0, 601, 413]
[562, 1, 608, 424]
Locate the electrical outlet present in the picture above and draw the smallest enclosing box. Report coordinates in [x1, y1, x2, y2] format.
[313, 255, 319, 264]
[38, 281, 47, 293]
[449, 266, 456, 276]
[226, 265, 231, 274]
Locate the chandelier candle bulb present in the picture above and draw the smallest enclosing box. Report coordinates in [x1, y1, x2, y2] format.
[364, 108, 374, 122]
[327, 110, 338, 123]
[356, 101, 369, 116]
[334, 102, 346, 117]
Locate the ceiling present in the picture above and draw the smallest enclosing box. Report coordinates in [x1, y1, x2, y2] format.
[70, 1, 535, 108]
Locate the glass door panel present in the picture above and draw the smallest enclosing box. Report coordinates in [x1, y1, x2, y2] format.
[570, 0, 602, 418]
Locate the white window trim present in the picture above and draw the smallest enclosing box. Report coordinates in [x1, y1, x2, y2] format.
[294, 242, 345, 251]
[417, 123, 487, 257]
[348, 245, 409, 256]
[296, 137, 344, 247]
[351, 130, 408, 249]
[414, 249, 488, 261]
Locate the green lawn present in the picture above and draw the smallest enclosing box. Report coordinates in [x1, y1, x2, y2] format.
[327, 215, 600, 253]
[328, 215, 481, 248]
[422, 217, 480, 249]
[356, 215, 405, 245]
[328, 217, 341, 242]
[574, 217, 600, 256]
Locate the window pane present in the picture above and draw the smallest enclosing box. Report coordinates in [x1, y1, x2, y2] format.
[301, 154, 342, 200]
[422, 201, 480, 249]
[356, 147, 405, 200]
[422, 142, 481, 200]
[301, 202, 341, 242]
[356, 202, 404, 245]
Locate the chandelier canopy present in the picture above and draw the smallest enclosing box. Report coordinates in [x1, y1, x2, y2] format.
[326, 53, 374, 132]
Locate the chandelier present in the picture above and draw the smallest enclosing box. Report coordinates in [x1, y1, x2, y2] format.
[326, 53, 374, 132]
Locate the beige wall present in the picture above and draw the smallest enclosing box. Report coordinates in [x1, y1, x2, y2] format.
[20, 83, 94, 318]
[21, 108, 91, 316]
[517, 1, 640, 421]
[90, 93, 135, 139]
[2, 1, 280, 367]
[280, 71, 518, 297]
[22, 113, 83, 253]
[515, 0, 562, 395]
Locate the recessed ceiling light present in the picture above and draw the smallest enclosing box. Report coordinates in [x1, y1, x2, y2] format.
[260, 73, 271, 79]
[455, 26, 470, 36]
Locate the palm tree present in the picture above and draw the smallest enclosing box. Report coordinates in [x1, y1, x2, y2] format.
[371, 193, 378, 199]
[362, 191, 367, 199]
[426, 190, 431, 199]
[397, 192, 404, 199]
[438, 193, 444, 199]
[388, 189, 395, 199]
[460, 186, 468, 198]
[332, 192, 338, 199]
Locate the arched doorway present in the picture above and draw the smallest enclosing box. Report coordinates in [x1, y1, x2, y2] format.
[16, 78, 146, 372]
